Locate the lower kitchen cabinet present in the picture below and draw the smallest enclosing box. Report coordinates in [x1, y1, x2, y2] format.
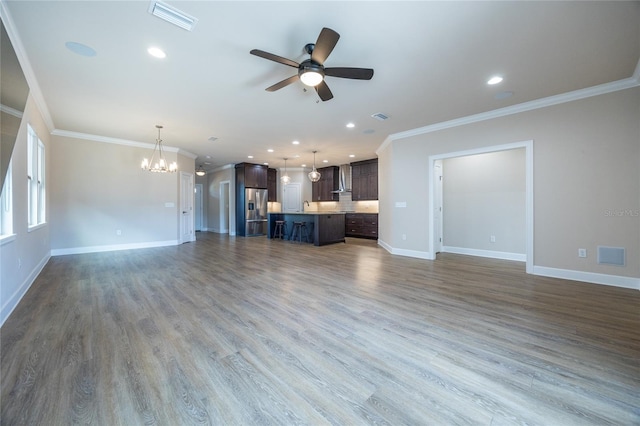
[345, 213, 378, 239]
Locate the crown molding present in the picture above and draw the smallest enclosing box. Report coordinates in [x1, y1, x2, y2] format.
[0, 103, 22, 119]
[51, 129, 195, 159]
[0, 0, 55, 132]
[386, 73, 640, 143]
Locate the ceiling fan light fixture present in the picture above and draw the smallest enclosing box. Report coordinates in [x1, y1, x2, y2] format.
[299, 61, 324, 87]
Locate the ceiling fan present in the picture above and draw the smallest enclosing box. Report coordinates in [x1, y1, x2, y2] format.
[250, 27, 374, 101]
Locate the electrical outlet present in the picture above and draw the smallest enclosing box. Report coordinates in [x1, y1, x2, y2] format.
[402, 234, 407, 240]
[578, 248, 587, 258]
[116, 229, 122, 236]
[490, 235, 496, 243]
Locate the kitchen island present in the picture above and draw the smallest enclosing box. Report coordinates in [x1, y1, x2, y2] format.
[267, 212, 345, 246]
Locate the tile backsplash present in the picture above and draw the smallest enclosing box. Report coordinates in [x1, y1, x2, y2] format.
[312, 192, 379, 213]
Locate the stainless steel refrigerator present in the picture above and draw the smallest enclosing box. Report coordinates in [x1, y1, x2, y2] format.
[245, 188, 268, 236]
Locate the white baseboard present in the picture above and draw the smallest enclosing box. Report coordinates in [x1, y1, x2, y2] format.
[51, 240, 179, 256]
[1, 253, 50, 326]
[533, 266, 640, 290]
[378, 239, 432, 259]
[442, 246, 526, 262]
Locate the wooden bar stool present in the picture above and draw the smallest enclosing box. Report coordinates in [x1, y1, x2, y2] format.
[273, 220, 287, 239]
[290, 221, 310, 243]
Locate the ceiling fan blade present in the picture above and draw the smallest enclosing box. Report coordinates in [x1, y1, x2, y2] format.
[311, 27, 340, 65]
[325, 67, 374, 80]
[315, 80, 334, 101]
[250, 49, 299, 68]
[265, 75, 299, 92]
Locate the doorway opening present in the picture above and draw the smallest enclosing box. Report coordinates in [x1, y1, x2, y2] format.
[220, 180, 231, 234]
[429, 140, 533, 274]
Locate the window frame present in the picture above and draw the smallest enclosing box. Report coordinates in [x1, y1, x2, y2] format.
[27, 124, 46, 230]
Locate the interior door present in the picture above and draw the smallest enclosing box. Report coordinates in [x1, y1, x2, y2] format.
[180, 172, 194, 243]
[283, 182, 301, 212]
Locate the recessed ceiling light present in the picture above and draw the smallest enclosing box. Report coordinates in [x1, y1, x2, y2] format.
[267, 149, 274, 153]
[204, 162, 211, 165]
[147, 47, 166, 59]
[301, 164, 307, 167]
[248, 155, 253, 159]
[487, 76, 503, 85]
[322, 159, 328, 163]
[349, 154, 355, 158]
[292, 140, 300, 145]
[208, 137, 218, 142]
[346, 122, 355, 128]
[65, 41, 97, 57]
[263, 162, 269, 165]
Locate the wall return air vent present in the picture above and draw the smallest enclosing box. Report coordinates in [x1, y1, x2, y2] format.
[149, 1, 198, 31]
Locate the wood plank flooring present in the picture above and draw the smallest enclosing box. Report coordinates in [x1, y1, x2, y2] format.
[1, 233, 639, 425]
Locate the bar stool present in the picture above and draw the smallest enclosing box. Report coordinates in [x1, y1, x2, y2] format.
[273, 220, 287, 239]
[290, 221, 310, 243]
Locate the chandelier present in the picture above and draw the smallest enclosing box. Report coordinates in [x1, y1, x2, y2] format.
[308, 150, 321, 182]
[141, 125, 177, 173]
[281, 158, 291, 184]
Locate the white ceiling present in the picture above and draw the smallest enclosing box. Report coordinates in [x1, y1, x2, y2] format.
[3, 1, 639, 171]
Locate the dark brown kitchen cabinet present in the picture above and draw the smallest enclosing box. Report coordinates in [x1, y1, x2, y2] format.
[351, 158, 378, 201]
[235, 162, 267, 188]
[267, 168, 277, 202]
[345, 213, 378, 239]
[311, 166, 339, 201]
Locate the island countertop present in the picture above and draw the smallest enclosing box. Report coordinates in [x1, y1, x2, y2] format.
[267, 212, 345, 246]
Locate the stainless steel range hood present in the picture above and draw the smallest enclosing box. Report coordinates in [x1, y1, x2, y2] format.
[332, 164, 351, 193]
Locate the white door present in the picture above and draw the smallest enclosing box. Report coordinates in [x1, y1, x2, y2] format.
[194, 183, 203, 232]
[283, 182, 301, 212]
[434, 160, 443, 254]
[180, 172, 195, 243]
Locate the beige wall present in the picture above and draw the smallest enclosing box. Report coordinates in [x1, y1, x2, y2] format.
[443, 148, 526, 255]
[379, 87, 639, 283]
[50, 136, 188, 251]
[1, 95, 51, 325]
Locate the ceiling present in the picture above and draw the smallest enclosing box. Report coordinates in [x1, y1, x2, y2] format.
[3, 1, 639, 172]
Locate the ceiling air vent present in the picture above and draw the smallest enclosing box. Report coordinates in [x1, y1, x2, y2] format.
[371, 112, 389, 121]
[149, 1, 198, 31]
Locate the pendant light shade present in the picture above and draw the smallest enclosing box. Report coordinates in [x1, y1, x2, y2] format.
[308, 151, 321, 183]
[280, 158, 291, 185]
[195, 164, 206, 176]
[141, 125, 177, 173]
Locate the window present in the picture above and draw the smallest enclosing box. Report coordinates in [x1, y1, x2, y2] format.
[0, 160, 13, 238]
[27, 125, 45, 228]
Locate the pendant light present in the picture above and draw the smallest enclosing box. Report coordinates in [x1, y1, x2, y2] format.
[141, 125, 177, 173]
[308, 150, 321, 182]
[280, 158, 291, 185]
[195, 165, 206, 176]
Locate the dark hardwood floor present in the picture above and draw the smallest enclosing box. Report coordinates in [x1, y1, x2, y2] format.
[1, 233, 638, 425]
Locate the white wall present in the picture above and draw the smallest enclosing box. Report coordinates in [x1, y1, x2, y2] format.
[443, 148, 526, 256]
[0, 95, 51, 325]
[378, 87, 640, 287]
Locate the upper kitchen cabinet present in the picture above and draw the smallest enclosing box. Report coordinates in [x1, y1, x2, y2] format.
[312, 166, 339, 201]
[235, 162, 268, 188]
[267, 168, 277, 202]
[351, 158, 378, 200]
